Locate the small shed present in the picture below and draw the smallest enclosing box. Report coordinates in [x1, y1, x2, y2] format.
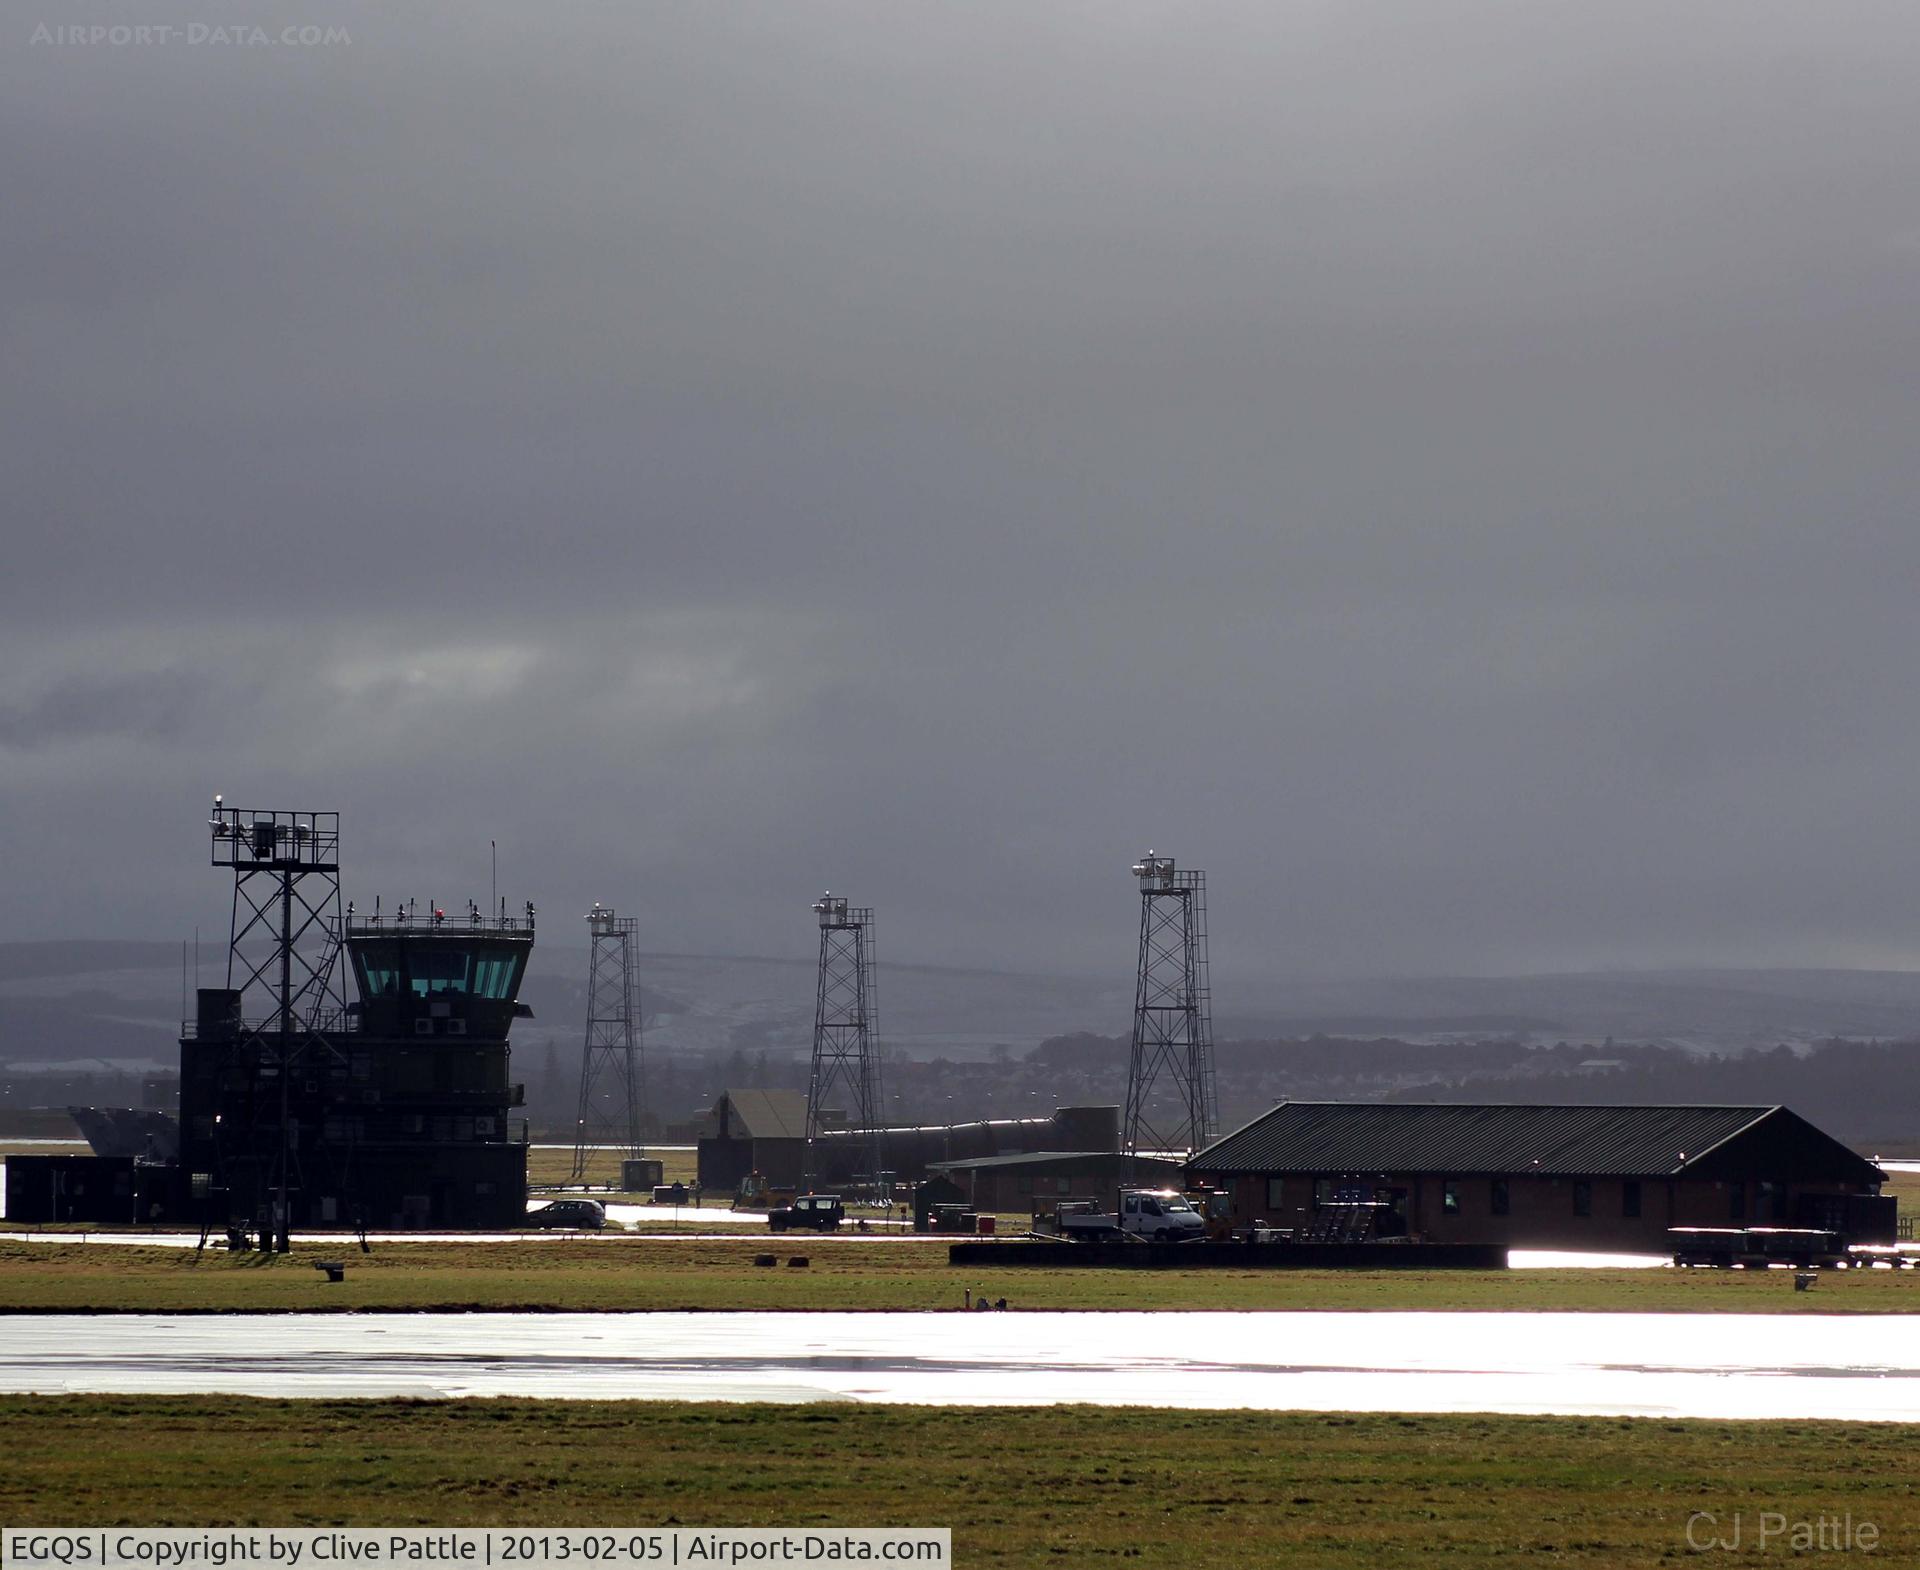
[696, 1088, 809, 1191]
[4, 1154, 173, 1224]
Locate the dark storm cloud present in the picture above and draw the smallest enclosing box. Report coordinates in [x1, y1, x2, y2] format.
[4, 2, 1920, 987]
[0, 670, 199, 751]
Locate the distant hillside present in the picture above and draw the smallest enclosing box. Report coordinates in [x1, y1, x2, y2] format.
[1216, 969, 1920, 1052]
[513, 949, 1131, 1065]
[0, 940, 184, 983]
[0, 940, 1130, 1068]
[7, 940, 1920, 1068]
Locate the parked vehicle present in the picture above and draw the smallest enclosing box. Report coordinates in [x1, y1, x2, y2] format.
[526, 1197, 607, 1230]
[1670, 1226, 1847, 1269]
[1188, 1188, 1236, 1241]
[768, 1193, 845, 1233]
[735, 1170, 795, 1212]
[1041, 1187, 1207, 1242]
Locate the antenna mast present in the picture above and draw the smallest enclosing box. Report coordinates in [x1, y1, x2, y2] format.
[206, 801, 347, 1251]
[1122, 851, 1218, 1163]
[805, 893, 884, 1196]
[570, 903, 646, 1183]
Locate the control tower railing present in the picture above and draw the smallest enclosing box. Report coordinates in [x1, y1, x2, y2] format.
[345, 898, 536, 936]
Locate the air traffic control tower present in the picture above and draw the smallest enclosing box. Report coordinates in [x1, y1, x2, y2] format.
[178, 805, 535, 1234]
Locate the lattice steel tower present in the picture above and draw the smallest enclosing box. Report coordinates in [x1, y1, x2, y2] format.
[206, 801, 350, 1251]
[570, 904, 646, 1182]
[805, 893, 884, 1191]
[1122, 851, 1218, 1159]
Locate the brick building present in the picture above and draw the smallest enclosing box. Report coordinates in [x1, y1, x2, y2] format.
[1186, 1102, 1893, 1249]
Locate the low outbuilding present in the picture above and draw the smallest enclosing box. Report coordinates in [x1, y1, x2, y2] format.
[695, 1088, 810, 1192]
[929, 1150, 1183, 1214]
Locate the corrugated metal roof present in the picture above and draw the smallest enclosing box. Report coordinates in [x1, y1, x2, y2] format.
[1188, 1102, 1782, 1178]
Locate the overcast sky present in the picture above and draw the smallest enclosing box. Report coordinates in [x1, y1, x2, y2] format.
[4, 1, 1920, 986]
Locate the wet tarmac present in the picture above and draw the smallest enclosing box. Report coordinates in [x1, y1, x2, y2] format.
[4, 1310, 1917, 1419]
[0, 1228, 1668, 1262]
[3, 1223, 787, 1247]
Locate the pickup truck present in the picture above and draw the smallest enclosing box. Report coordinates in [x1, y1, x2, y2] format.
[1050, 1188, 1207, 1242]
[768, 1193, 845, 1233]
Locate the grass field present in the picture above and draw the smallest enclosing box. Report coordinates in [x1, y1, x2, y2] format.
[1, 1396, 1915, 1566]
[525, 1147, 698, 1190]
[3, 1235, 1917, 1313]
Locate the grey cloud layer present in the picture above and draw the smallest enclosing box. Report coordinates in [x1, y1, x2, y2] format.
[4, 2, 1920, 983]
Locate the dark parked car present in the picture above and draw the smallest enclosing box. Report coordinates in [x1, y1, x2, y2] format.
[526, 1198, 607, 1230]
[768, 1194, 844, 1233]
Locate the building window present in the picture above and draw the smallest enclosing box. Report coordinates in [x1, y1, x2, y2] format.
[1269, 1179, 1289, 1209]
[1572, 1180, 1592, 1218]
[1729, 1183, 1746, 1221]
[351, 942, 403, 1000]
[1758, 1181, 1786, 1221]
[1442, 1181, 1460, 1215]
[1622, 1180, 1641, 1218]
[1490, 1179, 1510, 1216]
[409, 947, 471, 998]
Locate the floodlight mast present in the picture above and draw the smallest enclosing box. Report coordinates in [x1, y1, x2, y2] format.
[805, 893, 885, 1196]
[570, 903, 646, 1183]
[1122, 849, 1218, 1169]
